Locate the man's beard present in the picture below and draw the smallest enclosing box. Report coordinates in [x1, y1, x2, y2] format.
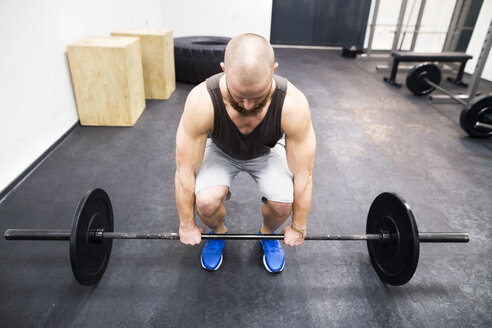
[225, 88, 273, 117]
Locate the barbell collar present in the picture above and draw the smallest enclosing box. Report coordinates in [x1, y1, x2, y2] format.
[423, 77, 468, 106]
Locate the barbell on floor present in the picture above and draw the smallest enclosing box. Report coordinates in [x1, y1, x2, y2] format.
[4, 188, 469, 287]
[405, 63, 492, 138]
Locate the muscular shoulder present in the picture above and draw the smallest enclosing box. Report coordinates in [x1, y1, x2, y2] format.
[281, 82, 311, 136]
[181, 81, 214, 136]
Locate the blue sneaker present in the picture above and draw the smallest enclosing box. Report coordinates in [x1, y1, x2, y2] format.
[259, 231, 285, 273]
[200, 231, 225, 271]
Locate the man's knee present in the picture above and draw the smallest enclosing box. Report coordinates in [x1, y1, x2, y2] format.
[266, 200, 293, 218]
[195, 186, 228, 218]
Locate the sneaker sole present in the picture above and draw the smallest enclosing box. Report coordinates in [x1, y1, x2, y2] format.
[263, 255, 285, 273]
[201, 255, 223, 271]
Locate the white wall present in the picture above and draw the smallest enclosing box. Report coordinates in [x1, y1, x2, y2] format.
[365, 0, 492, 80]
[162, 2, 273, 39]
[464, 0, 492, 78]
[412, 0, 456, 52]
[366, 0, 457, 51]
[0, 0, 272, 194]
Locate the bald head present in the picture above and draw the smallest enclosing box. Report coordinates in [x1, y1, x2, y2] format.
[223, 33, 276, 86]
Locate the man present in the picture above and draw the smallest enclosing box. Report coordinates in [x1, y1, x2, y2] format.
[175, 33, 316, 273]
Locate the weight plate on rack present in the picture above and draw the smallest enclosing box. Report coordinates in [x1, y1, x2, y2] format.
[70, 188, 113, 285]
[459, 94, 492, 138]
[406, 63, 441, 96]
[366, 192, 420, 286]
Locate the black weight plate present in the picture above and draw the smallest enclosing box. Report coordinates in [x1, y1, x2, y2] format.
[366, 193, 419, 286]
[406, 63, 441, 96]
[70, 188, 113, 285]
[459, 94, 492, 138]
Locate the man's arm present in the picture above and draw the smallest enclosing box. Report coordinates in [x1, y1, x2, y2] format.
[175, 83, 213, 245]
[282, 83, 316, 246]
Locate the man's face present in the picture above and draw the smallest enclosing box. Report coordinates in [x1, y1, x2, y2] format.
[225, 77, 273, 117]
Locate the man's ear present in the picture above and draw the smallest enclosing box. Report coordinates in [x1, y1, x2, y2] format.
[220, 62, 225, 72]
[273, 62, 279, 73]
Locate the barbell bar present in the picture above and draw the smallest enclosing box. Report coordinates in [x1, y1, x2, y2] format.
[423, 78, 467, 106]
[4, 188, 469, 287]
[406, 63, 492, 137]
[423, 80, 492, 132]
[4, 230, 382, 241]
[4, 229, 469, 243]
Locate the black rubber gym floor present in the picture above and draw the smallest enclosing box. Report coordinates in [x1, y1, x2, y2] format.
[1, 48, 491, 327]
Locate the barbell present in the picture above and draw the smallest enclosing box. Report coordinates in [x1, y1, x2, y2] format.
[4, 188, 469, 287]
[405, 63, 492, 138]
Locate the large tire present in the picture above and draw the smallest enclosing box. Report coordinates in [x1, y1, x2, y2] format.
[174, 36, 231, 84]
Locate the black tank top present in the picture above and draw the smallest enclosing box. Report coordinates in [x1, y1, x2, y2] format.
[205, 73, 288, 160]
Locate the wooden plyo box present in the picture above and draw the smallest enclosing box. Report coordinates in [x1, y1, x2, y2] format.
[67, 37, 146, 126]
[111, 28, 176, 100]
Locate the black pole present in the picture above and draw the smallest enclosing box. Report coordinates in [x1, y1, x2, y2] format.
[102, 232, 382, 241]
[4, 229, 71, 240]
[419, 232, 469, 243]
[4, 229, 469, 243]
[423, 78, 468, 106]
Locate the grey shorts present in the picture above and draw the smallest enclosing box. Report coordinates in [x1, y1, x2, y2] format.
[195, 138, 294, 203]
